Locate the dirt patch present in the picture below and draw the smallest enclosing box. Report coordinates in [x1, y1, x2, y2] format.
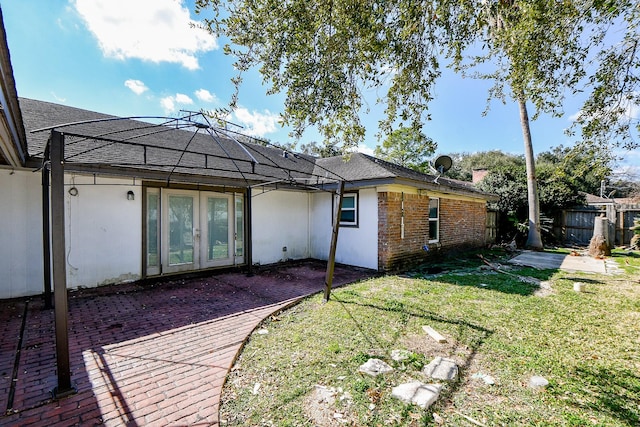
[303, 385, 346, 426]
[533, 281, 554, 297]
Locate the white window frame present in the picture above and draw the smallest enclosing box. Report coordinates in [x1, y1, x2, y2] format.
[339, 192, 358, 227]
[428, 198, 439, 243]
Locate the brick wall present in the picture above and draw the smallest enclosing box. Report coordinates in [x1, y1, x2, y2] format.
[378, 191, 487, 271]
[439, 198, 487, 248]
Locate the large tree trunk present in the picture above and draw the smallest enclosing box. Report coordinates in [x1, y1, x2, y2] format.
[518, 96, 544, 250]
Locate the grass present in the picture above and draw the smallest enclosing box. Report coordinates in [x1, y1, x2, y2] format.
[220, 249, 640, 426]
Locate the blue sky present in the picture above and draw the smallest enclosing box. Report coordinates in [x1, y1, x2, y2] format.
[2, 0, 638, 179]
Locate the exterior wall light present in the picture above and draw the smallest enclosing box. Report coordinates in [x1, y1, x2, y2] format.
[68, 187, 78, 196]
[127, 190, 135, 201]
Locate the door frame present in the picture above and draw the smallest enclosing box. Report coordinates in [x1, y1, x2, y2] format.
[162, 189, 200, 274]
[199, 192, 234, 269]
[142, 184, 246, 277]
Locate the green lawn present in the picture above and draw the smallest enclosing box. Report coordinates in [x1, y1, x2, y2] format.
[220, 249, 640, 426]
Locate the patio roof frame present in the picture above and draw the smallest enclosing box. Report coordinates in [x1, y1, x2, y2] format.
[37, 112, 353, 399]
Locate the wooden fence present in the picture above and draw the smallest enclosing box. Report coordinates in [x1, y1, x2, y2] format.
[618, 208, 640, 245]
[559, 207, 640, 246]
[486, 210, 498, 244]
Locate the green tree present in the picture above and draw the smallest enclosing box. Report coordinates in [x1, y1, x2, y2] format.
[572, 2, 640, 152]
[444, 150, 525, 181]
[475, 162, 529, 243]
[195, 0, 638, 248]
[449, 148, 612, 244]
[299, 140, 341, 158]
[373, 127, 436, 171]
[440, 0, 596, 249]
[536, 145, 611, 199]
[197, 0, 443, 147]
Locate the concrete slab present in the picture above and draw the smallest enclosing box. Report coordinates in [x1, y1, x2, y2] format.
[391, 382, 442, 409]
[509, 250, 607, 273]
[423, 357, 459, 381]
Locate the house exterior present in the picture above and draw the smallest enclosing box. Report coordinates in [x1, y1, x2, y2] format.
[0, 97, 498, 299]
[0, 6, 498, 300]
[0, 10, 26, 168]
[315, 155, 497, 270]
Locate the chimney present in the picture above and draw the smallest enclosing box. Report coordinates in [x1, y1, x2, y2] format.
[472, 169, 489, 184]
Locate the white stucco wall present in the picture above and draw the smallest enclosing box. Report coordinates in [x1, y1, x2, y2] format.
[1, 171, 379, 300]
[0, 168, 44, 298]
[64, 174, 142, 288]
[251, 189, 310, 265]
[310, 187, 378, 270]
[0, 170, 143, 299]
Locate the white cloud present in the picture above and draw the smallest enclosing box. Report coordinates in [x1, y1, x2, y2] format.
[160, 96, 176, 113]
[195, 88, 218, 103]
[233, 108, 280, 137]
[357, 144, 375, 156]
[570, 94, 640, 123]
[74, 0, 217, 70]
[124, 79, 148, 95]
[160, 93, 193, 113]
[175, 93, 194, 104]
[568, 110, 582, 122]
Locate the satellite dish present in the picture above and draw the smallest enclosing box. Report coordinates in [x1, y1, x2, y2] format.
[433, 155, 453, 174]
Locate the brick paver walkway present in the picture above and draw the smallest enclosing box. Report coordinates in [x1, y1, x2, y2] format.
[0, 262, 372, 426]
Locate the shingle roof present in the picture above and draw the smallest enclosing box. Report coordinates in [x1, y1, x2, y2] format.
[316, 153, 496, 199]
[19, 98, 496, 200]
[20, 98, 318, 187]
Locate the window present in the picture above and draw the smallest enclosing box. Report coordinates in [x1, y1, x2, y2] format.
[428, 198, 439, 242]
[339, 193, 358, 226]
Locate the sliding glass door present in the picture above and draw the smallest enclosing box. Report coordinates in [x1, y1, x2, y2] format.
[145, 188, 244, 275]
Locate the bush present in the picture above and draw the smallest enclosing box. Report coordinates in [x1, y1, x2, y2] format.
[631, 217, 640, 250]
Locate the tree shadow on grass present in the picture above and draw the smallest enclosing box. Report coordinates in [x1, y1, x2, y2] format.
[331, 292, 493, 421]
[550, 365, 640, 426]
[413, 266, 558, 296]
[561, 276, 606, 285]
[333, 292, 493, 352]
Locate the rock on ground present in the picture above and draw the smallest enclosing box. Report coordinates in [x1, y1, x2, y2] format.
[423, 357, 459, 381]
[358, 358, 394, 376]
[391, 382, 442, 409]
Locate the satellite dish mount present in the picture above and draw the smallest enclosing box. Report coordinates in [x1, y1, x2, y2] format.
[430, 155, 453, 183]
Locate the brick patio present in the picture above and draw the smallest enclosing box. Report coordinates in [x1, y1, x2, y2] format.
[0, 261, 372, 426]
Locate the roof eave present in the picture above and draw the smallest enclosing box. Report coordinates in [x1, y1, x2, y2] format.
[0, 9, 28, 166]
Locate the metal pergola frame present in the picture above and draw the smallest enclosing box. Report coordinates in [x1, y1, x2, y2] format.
[35, 113, 349, 398]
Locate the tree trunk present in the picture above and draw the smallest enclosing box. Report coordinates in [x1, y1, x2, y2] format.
[518, 96, 544, 250]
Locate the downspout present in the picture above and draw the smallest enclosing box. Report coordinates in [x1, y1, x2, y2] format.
[307, 191, 311, 259]
[246, 187, 253, 276]
[401, 192, 405, 239]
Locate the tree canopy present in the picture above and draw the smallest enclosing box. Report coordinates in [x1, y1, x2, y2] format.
[452, 148, 612, 243]
[373, 127, 436, 171]
[196, 0, 638, 152]
[445, 150, 526, 181]
[196, 0, 638, 248]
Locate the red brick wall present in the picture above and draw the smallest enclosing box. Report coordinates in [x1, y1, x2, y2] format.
[439, 198, 487, 248]
[378, 192, 487, 271]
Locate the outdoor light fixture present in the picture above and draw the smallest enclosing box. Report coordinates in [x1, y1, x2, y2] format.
[127, 190, 135, 201]
[68, 186, 78, 196]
